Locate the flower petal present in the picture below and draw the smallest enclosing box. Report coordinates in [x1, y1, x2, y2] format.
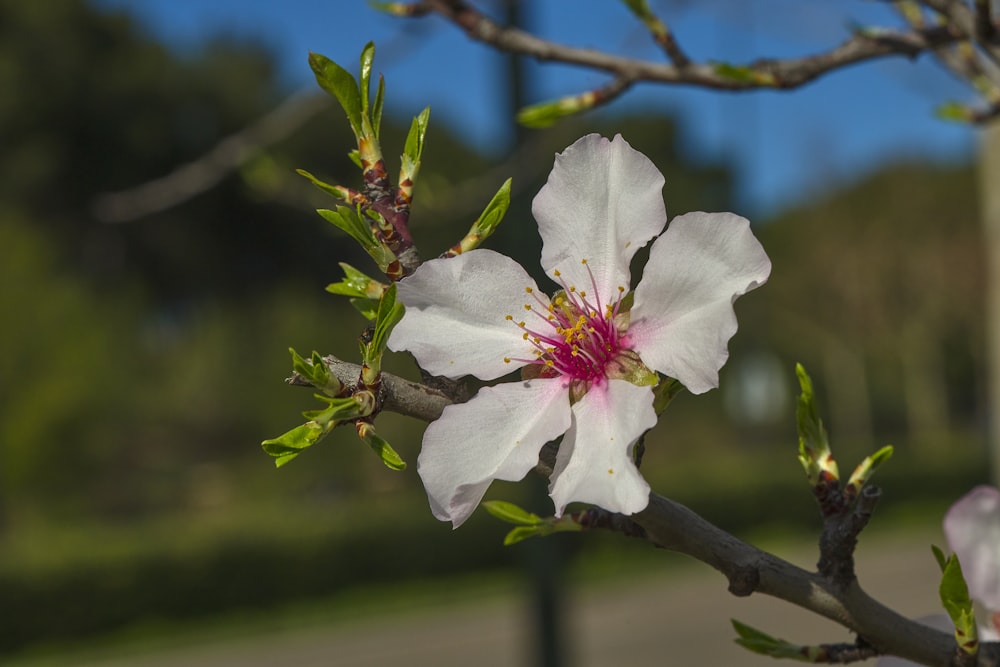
[417, 378, 572, 528]
[627, 211, 771, 395]
[389, 249, 545, 380]
[548, 380, 655, 516]
[944, 485, 1000, 612]
[533, 134, 667, 304]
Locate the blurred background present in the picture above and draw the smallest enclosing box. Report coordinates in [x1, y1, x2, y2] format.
[0, 0, 993, 665]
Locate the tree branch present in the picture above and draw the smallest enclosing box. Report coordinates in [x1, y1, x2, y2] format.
[290, 354, 997, 666]
[417, 0, 962, 90]
[631, 494, 993, 667]
[92, 88, 331, 223]
[288, 354, 456, 422]
[403, 0, 1000, 124]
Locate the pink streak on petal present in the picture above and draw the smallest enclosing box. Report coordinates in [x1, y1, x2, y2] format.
[628, 211, 771, 394]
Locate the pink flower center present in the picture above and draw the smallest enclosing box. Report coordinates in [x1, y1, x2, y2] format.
[504, 260, 626, 384]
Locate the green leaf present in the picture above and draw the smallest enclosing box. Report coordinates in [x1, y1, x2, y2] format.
[484, 503, 583, 545]
[400, 107, 431, 183]
[349, 297, 379, 320]
[288, 349, 346, 397]
[712, 62, 756, 83]
[504, 526, 545, 546]
[936, 102, 975, 123]
[932, 544, 948, 572]
[356, 423, 406, 471]
[308, 52, 362, 135]
[845, 444, 893, 496]
[652, 377, 684, 415]
[939, 554, 979, 655]
[711, 62, 776, 86]
[261, 421, 330, 468]
[446, 178, 513, 255]
[373, 75, 385, 138]
[620, 0, 650, 15]
[517, 96, 591, 128]
[368, 1, 416, 17]
[359, 42, 375, 118]
[731, 620, 820, 661]
[475, 177, 511, 239]
[325, 263, 386, 299]
[795, 363, 838, 484]
[296, 169, 348, 200]
[317, 206, 397, 271]
[302, 392, 374, 424]
[482, 500, 544, 526]
[403, 107, 430, 164]
[317, 206, 376, 247]
[365, 283, 405, 365]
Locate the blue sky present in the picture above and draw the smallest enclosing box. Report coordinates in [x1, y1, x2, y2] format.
[90, 0, 980, 217]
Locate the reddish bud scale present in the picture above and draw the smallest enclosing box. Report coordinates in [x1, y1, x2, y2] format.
[340, 187, 368, 206]
[395, 178, 414, 211]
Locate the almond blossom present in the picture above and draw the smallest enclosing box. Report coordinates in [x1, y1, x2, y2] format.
[944, 485, 1000, 641]
[388, 134, 771, 527]
[876, 486, 1000, 666]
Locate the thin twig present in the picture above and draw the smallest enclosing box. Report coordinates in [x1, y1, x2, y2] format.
[292, 353, 996, 666]
[92, 88, 330, 223]
[419, 0, 961, 90]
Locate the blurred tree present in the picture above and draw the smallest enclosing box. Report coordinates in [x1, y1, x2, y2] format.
[0, 0, 733, 529]
[757, 162, 984, 450]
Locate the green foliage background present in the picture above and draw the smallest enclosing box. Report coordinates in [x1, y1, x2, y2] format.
[0, 0, 990, 657]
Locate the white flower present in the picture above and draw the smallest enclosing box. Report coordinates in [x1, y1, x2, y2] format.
[876, 486, 1000, 666]
[945, 485, 1000, 641]
[388, 134, 771, 527]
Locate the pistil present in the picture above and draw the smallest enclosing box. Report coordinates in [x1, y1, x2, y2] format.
[504, 260, 626, 383]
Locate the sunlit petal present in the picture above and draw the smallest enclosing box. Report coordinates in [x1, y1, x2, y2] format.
[945, 485, 1000, 612]
[389, 249, 543, 380]
[627, 211, 771, 394]
[417, 378, 572, 528]
[548, 380, 656, 516]
[533, 134, 666, 303]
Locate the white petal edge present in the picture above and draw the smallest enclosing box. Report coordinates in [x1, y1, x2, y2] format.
[389, 249, 545, 381]
[944, 485, 1000, 612]
[548, 380, 655, 517]
[417, 378, 572, 528]
[532, 134, 667, 304]
[627, 211, 771, 395]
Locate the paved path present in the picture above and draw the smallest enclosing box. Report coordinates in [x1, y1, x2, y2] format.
[72, 528, 940, 667]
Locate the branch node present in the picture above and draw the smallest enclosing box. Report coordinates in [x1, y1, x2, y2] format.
[727, 563, 760, 597]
